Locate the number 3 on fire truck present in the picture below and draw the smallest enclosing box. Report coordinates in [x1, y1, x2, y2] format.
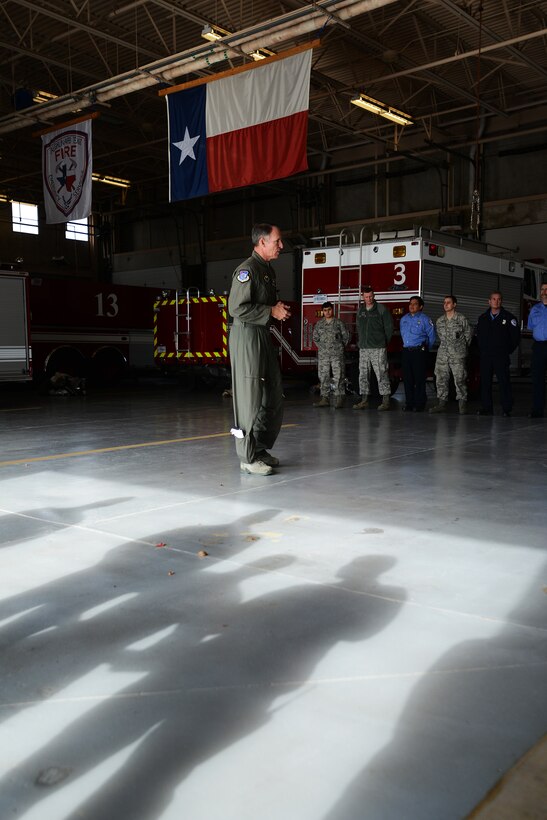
[393, 264, 406, 286]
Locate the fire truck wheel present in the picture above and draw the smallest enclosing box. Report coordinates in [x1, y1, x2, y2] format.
[90, 347, 127, 385]
[44, 346, 88, 379]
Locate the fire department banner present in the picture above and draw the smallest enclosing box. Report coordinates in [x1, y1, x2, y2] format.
[42, 118, 92, 223]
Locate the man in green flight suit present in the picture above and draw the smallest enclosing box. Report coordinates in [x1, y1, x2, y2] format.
[228, 224, 291, 476]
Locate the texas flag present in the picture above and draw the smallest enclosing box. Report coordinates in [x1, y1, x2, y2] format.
[166, 49, 312, 201]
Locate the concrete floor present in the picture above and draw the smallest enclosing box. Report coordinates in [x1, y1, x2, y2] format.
[0, 378, 546, 820]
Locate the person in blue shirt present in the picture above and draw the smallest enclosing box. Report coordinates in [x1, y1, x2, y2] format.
[399, 296, 436, 411]
[527, 283, 547, 418]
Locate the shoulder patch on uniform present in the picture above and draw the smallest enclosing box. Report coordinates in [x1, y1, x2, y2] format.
[511, 318, 517, 326]
[237, 270, 250, 283]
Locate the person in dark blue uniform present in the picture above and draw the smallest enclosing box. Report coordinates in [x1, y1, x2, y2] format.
[399, 296, 436, 411]
[527, 283, 547, 418]
[476, 291, 520, 417]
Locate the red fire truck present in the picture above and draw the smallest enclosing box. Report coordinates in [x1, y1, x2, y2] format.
[301, 226, 525, 387]
[153, 227, 530, 390]
[0, 270, 32, 382]
[0, 267, 161, 384]
[153, 291, 315, 384]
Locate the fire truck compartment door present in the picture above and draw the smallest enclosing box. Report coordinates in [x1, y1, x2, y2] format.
[0, 275, 31, 381]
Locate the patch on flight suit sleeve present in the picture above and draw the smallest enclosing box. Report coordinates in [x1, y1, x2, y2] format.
[237, 270, 250, 283]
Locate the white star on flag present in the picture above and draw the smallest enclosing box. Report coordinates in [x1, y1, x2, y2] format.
[173, 127, 200, 165]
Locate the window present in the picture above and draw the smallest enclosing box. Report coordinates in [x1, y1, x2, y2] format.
[66, 217, 89, 242]
[12, 201, 38, 235]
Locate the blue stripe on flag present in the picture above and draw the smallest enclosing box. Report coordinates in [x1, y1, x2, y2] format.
[168, 85, 209, 201]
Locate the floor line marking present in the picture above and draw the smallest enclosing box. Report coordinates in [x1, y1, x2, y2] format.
[0, 406, 42, 413]
[2, 660, 547, 710]
[95, 429, 514, 523]
[0, 424, 299, 467]
[1, 504, 545, 637]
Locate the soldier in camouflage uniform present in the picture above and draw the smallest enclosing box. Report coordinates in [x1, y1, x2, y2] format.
[312, 302, 350, 408]
[429, 295, 473, 414]
[353, 287, 394, 411]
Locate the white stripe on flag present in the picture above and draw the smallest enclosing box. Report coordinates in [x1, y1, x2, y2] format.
[206, 50, 312, 137]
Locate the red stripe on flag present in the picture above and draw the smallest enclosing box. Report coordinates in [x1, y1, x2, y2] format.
[206, 111, 308, 193]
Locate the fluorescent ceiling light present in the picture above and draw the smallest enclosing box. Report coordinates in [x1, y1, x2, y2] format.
[249, 48, 275, 61]
[92, 173, 131, 189]
[33, 90, 58, 104]
[351, 93, 413, 126]
[201, 24, 231, 42]
[0, 193, 10, 203]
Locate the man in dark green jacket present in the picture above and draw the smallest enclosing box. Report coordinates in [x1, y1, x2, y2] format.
[353, 287, 394, 411]
[228, 224, 291, 475]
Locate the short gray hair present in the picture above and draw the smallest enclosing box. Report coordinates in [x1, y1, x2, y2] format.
[251, 223, 275, 246]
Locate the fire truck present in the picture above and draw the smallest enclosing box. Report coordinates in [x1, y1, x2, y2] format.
[0, 270, 32, 382]
[301, 226, 526, 388]
[153, 291, 315, 384]
[153, 226, 531, 390]
[0, 267, 161, 384]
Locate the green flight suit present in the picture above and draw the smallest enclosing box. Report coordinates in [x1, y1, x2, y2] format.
[228, 250, 283, 464]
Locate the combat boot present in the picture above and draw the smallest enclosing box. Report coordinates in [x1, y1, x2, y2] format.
[313, 397, 330, 407]
[240, 460, 273, 476]
[256, 450, 280, 467]
[429, 401, 447, 414]
[458, 400, 467, 415]
[377, 395, 390, 411]
[352, 396, 369, 409]
[335, 397, 345, 409]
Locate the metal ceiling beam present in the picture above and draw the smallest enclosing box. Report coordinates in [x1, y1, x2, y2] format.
[0, 0, 401, 133]
[437, 0, 547, 80]
[368, 26, 547, 85]
[330, 23, 506, 117]
[0, 40, 96, 79]
[13, 0, 161, 59]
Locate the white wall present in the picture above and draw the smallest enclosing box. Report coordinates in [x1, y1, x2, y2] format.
[485, 223, 547, 262]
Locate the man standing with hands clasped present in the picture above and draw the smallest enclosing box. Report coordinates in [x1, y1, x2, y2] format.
[352, 287, 394, 411]
[476, 291, 520, 417]
[527, 282, 547, 418]
[312, 302, 350, 408]
[228, 224, 291, 476]
[429, 295, 473, 415]
[400, 296, 436, 412]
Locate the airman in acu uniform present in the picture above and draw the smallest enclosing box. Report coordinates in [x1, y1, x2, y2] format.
[430, 295, 473, 414]
[312, 302, 350, 408]
[228, 224, 291, 476]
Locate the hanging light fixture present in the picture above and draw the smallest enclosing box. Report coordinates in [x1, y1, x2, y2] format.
[33, 90, 58, 104]
[249, 48, 275, 61]
[201, 24, 231, 42]
[92, 173, 131, 189]
[351, 93, 413, 126]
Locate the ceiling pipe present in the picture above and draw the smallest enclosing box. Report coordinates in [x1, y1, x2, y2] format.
[0, 0, 399, 134]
